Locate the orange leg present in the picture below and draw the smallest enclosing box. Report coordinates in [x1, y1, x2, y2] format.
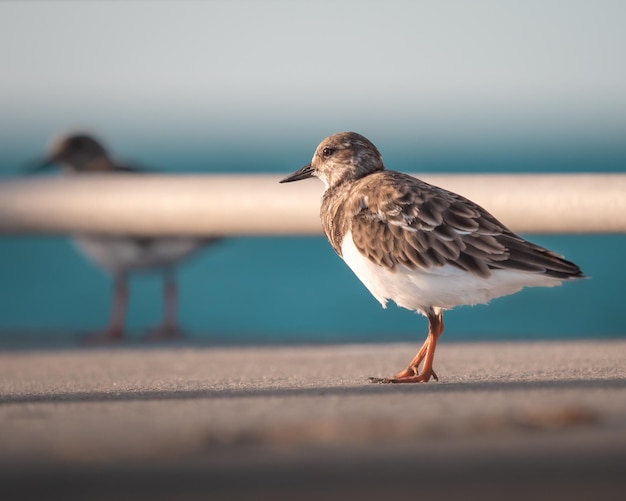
[369, 308, 444, 383]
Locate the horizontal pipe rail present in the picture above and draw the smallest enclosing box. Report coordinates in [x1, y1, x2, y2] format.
[0, 173, 624, 236]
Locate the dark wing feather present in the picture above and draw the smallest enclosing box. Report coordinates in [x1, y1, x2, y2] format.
[348, 171, 583, 280]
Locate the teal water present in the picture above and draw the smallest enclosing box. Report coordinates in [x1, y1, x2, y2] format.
[0, 234, 622, 344]
[0, 144, 625, 344]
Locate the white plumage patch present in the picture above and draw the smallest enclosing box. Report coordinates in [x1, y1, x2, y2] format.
[340, 230, 564, 316]
[74, 236, 203, 273]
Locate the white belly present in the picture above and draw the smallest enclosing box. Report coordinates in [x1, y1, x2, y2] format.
[73, 236, 206, 274]
[340, 230, 563, 314]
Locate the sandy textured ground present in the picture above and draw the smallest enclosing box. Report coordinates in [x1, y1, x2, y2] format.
[1, 339, 625, 500]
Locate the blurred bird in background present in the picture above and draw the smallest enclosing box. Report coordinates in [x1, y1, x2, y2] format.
[31, 133, 217, 341]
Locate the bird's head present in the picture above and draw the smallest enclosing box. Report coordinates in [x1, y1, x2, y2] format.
[30, 133, 113, 173]
[280, 132, 384, 190]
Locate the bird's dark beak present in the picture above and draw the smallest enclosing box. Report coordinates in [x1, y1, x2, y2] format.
[279, 163, 315, 183]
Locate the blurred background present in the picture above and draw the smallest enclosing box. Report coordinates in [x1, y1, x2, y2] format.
[0, 0, 624, 345]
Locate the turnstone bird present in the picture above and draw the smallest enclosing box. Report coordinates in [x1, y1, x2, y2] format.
[280, 132, 584, 383]
[33, 133, 216, 341]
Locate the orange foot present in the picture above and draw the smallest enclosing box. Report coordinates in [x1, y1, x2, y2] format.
[370, 308, 444, 384]
[368, 367, 438, 384]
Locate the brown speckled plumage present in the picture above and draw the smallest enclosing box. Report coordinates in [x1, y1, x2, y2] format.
[322, 169, 582, 280]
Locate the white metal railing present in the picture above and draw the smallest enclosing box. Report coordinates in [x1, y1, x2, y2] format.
[0, 173, 624, 236]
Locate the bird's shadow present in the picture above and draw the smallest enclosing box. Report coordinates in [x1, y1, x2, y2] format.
[2, 377, 625, 406]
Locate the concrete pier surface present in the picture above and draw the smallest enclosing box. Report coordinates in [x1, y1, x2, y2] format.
[1, 339, 625, 500]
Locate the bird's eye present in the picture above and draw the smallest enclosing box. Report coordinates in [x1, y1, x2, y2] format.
[322, 147, 336, 158]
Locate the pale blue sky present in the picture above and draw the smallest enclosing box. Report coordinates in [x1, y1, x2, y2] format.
[1, 0, 625, 149]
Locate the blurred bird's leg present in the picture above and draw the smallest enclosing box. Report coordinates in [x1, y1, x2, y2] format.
[369, 308, 443, 383]
[106, 273, 128, 339]
[86, 273, 127, 342]
[146, 270, 183, 339]
[163, 272, 180, 334]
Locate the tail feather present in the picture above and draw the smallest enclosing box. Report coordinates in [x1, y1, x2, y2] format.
[493, 234, 584, 280]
